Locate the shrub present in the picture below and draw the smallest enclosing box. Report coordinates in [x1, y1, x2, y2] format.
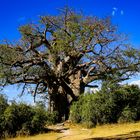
[118, 106, 137, 123]
[4, 103, 34, 136]
[3, 102, 48, 137]
[0, 94, 8, 114]
[0, 95, 60, 138]
[46, 111, 58, 125]
[69, 96, 84, 123]
[0, 94, 8, 137]
[70, 84, 140, 127]
[31, 103, 47, 134]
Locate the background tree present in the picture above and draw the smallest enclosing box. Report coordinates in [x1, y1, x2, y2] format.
[0, 7, 140, 121]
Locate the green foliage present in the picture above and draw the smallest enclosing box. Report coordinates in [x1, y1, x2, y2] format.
[70, 84, 140, 128]
[30, 103, 48, 134]
[0, 96, 57, 138]
[118, 106, 137, 123]
[0, 94, 8, 137]
[4, 102, 37, 136]
[0, 94, 8, 115]
[46, 111, 59, 125]
[70, 92, 117, 128]
[69, 96, 84, 123]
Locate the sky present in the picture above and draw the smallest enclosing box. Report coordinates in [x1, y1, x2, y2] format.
[0, 0, 140, 102]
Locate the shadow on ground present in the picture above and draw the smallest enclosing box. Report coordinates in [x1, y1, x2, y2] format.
[47, 127, 69, 133]
[46, 123, 69, 133]
[84, 131, 140, 140]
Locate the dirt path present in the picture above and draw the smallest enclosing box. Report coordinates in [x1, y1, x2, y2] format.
[48, 123, 92, 140]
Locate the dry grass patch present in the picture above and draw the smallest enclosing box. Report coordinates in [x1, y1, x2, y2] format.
[91, 122, 140, 137]
[6, 132, 58, 140]
[6, 121, 140, 140]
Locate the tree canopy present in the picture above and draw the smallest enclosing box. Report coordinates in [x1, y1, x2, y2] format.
[0, 7, 140, 121]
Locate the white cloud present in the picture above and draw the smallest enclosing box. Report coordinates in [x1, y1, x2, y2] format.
[113, 7, 118, 11]
[111, 7, 124, 16]
[112, 7, 118, 16]
[120, 10, 124, 15]
[112, 11, 115, 16]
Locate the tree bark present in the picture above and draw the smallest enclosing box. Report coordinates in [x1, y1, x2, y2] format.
[48, 91, 70, 122]
[48, 72, 85, 122]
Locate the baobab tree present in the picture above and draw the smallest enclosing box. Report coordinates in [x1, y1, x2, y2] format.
[0, 8, 140, 121]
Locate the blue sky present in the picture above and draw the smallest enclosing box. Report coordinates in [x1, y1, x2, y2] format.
[0, 0, 140, 45]
[0, 0, 140, 102]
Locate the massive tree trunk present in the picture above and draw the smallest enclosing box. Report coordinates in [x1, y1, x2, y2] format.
[49, 92, 69, 122]
[48, 71, 85, 122]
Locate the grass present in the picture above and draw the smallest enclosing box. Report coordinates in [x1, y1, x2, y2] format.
[92, 122, 140, 137]
[5, 133, 58, 140]
[6, 121, 140, 140]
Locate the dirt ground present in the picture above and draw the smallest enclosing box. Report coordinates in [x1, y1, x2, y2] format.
[7, 121, 140, 140]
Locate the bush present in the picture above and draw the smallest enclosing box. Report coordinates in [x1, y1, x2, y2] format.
[0, 94, 8, 137]
[4, 103, 35, 136]
[0, 94, 8, 114]
[46, 111, 58, 125]
[1, 101, 48, 138]
[70, 93, 117, 127]
[31, 103, 48, 134]
[0, 94, 60, 138]
[0, 95, 61, 138]
[70, 84, 140, 127]
[69, 95, 84, 123]
[118, 106, 137, 123]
